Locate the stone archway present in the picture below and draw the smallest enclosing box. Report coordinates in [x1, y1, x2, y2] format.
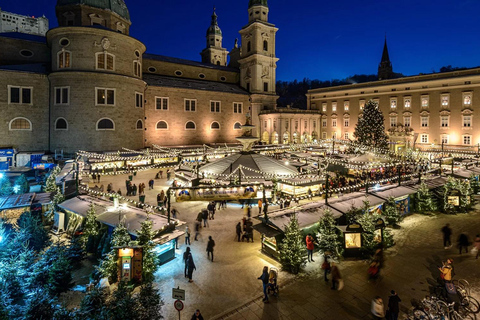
[272, 132, 279, 144]
[262, 131, 270, 144]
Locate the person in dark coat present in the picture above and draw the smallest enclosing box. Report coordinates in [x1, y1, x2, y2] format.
[441, 223, 452, 248]
[387, 290, 401, 320]
[458, 233, 470, 254]
[330, 262, 341, 290]
[206, 236, 215, 262]
[202, 209, 209, 227]
[236, 222, 242, 242]
[186, 252, 196, 282]
[258, 266, 269, 302]
[191, 309, 204, 320]
[183, 247, 191, 278]
[194, 220, 201, 241]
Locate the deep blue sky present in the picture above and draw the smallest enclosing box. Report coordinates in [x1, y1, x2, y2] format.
[4, 0, 480, 81]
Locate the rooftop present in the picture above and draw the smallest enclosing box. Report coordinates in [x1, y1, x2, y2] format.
[143, 53, 239, 72]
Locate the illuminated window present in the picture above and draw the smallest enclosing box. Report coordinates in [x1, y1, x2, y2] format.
[404, 97, 411, 108]
[96, 52, 114, 70]
[441, 95, 449, 107]
[58, 50, 71, 68]
[133, 60, 141, 77]
[185, 121, 196, 130]
[96, 118, 114, 130]
[420, 134, 428, 143]
[344, 119, 349, 127]
[390, 98, 397, 109]
[421, 96, 429, 108]
[322, 103, 327, 112]
[359, 100, 365, 110]
[156, 97, 169, 110]
[463, 93, 472, 106]
[344, 101, 349, 111]
[210, 101, 221, 113]
[54, 87, 69, 105]
[463, 135, 471, 145]
[8, 86, 32, 104]
[156, 121, 168, 130]
[404, 117, 411, 127]
[440, 116, 449, 127]
[421, 116, 429, 127]
[211, 122, 220, 130]
[135, 92, 143, 108]
[332, 102, 337, 112]
[332, 119, 337, 127]
[390, 117, 397, 127]
[441, 135, 449, 144]
[9, 117, 32, 131]
[322, 119, 327, 127]
[96, 88, 115, 106]
[55, 118, 68, 130]
[185, 99, 196, 112]
[332, 132, 337, 139]
[233, 102, 242, 113]
[463, 115, 472, 127]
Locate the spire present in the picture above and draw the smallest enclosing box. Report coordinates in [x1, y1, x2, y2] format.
[378, 35, 394, 80]
[206, 6, 222, 37]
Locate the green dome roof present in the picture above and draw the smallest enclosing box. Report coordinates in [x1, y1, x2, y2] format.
[206, 11, 222, 36]
[56, 0, 130, 21]
[249, 0, 268, 8]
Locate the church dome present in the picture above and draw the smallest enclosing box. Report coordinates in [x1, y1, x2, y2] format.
[56, 0, 130, 21]
[206, 11, 222, 36]
[248, 0, 268, 8]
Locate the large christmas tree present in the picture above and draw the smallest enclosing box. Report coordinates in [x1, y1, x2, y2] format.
[279, 215, 307, 274]
[353, 99, 389, 150]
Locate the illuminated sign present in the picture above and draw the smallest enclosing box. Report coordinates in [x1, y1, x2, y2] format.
[123, 263, 130, 269]
[447, 196, 459, 206]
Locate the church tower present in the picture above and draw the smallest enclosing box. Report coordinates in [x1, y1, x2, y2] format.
[200, 8, 228, 66]
[378, 37, 394, 80]
[238, 0, 279, 133]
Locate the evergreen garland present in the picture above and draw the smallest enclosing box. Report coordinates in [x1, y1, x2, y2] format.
[316, 209, 343, 259]
[353, 99, 390, 151]
[279, 215, 307, 274]
[415, 182, 437, 214]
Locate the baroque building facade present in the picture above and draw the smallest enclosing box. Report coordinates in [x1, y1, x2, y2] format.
[0, 0, 278, 153]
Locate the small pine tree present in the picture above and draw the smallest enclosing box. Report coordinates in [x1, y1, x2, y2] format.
[14, 175, 29, 194]
[15, 211, 50, 253]
[383, 197, 403, 226]
[316, 209, 343, 259]
[135, 283, 164, 320]
[443, 176, 472, 213]
[0, 177, 13, 197]
[136, 216, 157, 283]
[353, 99, 390, 151]
[84, 204, 99, 238]
[415, 182, 437, 214]
[355, 213, 382, 257]
[44, 166, 61, 192]
[22, 288, 55, 320]
[279, 215, 307, 274]
[97, 220, 131, 282]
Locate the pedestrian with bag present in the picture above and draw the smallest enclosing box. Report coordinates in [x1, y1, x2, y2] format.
[371, 296, 385, 320]
[206, 236, 215, 262]
[321, 255, 331, 282]
[387, 290, 401, 320]
[258, 266, 269, 303]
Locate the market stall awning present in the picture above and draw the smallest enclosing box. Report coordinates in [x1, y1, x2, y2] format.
[328, 192, 385, 214]
[252, 223, 282, 237]
[0, 193, 36, 210]
[371, 186, 417, 200]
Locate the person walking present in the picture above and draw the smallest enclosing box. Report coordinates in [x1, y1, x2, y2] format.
[206, 236, 215, 262]
[236, 222, 242, 242]
[371, 296, 385, 320]
[441, 223, 452, 249]
[186, 252, 196, 282]
[387, 290, 401, 320]
[191, 309, 204, 320]
[172, 208, 178, 219]
[194, 220, 201, 241]
[306, 234, 315, 262]
[474, 234, 480, 259]
[321, 255, 331, 282]
[202, 209, 209, 228]
[183, 247, 191, 278]
[258, 199, 263, 214]
[330, 262, 342, 290]
[458, 232, 470, 254]
[159, 170, 163, 179]
[258, 266, 269, 302]
[185, 226, 191, 245]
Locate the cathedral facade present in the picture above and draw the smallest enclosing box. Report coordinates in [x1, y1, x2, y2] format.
[0, 0, 278, 153]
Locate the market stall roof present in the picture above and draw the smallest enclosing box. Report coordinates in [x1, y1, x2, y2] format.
[453, 169, 475, 179]
[328, 192, 385, 214]
[371, 185, 417, 200]
[56, 161, 79, 184]
[199, 152, 299, 178]
[348, 152, 390, 164]
[59, 196, 182, 237]
[252, 223, 282, 237]
[0, 193, 37, 210]
[419, 177, 448, 190]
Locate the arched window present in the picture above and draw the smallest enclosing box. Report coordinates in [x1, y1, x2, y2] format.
[58, 50, 71, 68]
[156, 121, 168, 130]
[211, 122, 220, 130]
[263, 40, 268, 51]
[133, 60, 141, 77]
[136, 120, 143, 130]
[247, 41, 251, 52]
[9, 117, 32, 131]
[55, 118, 68, 130]
[185, 121, 196, 130]
[96, 118, 115, 130]
[96, 52, 115, 70]
[234, 122, 242, 130]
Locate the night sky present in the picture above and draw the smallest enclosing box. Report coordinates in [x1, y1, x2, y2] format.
[3, 0, 480, 81]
